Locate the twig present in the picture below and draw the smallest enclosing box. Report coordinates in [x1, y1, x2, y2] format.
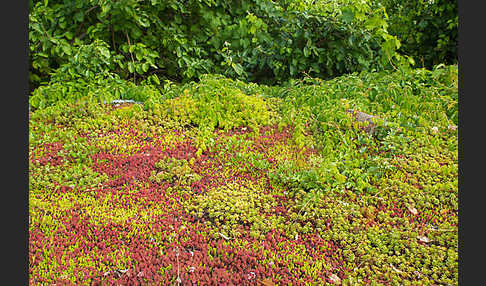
[110, 14, 116, 52]
[85, 5, 99, 14]
[387, 53, 398, 71]
[125, 32, 136, 83]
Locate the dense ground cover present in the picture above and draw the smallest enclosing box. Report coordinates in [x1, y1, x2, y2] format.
[29, 65, 457, 285]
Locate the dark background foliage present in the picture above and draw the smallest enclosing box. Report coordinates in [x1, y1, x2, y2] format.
[28, 0, 457, 91]
[379, 0, 457, 68]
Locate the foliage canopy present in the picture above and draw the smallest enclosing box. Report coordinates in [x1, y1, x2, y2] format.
[29, 0, 418, 89]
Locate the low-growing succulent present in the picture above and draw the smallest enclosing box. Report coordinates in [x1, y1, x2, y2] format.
[29, 66, 457, 285]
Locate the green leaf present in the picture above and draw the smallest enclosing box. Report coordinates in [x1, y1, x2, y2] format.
[290, 64, 296, 76]
[335, 172, 346, 184]
[74, 11, 84, 22]
[62, 44, 72, 55]
[99, 47, 110, 59]
[340, 7, 355, 24]
[136, 65, 143, 74]
[231, 63, 244, 76]
[64, 31, 74, 40]
[303, 46, 310, 57]
[138, 17, 150, 28]
[151, 75, 160, 85]
[59, 20, 66, 29]
[135, 51, 143, 61]
[408, 56, 415, 66]
[142, 63, 149, 72]
[365, 16, 384, 30]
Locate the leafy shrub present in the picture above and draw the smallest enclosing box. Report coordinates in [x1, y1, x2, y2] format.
[28, 74, 162, 111]
[377, 0, 458, 68]
[29, 0, 406, 89]
[50, 40, 120, 82]
[145, 74, 278, 141]
[271, 64, 457, 195]
[185, 75, 276, 130]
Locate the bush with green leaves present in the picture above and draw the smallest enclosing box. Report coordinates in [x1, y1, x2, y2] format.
[29, 0, 408, 90]
[181, 75, 277, 130]
[28, 72, 163, 111]
[270, 64, 457, 195]
[376, 0, 458, 68]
